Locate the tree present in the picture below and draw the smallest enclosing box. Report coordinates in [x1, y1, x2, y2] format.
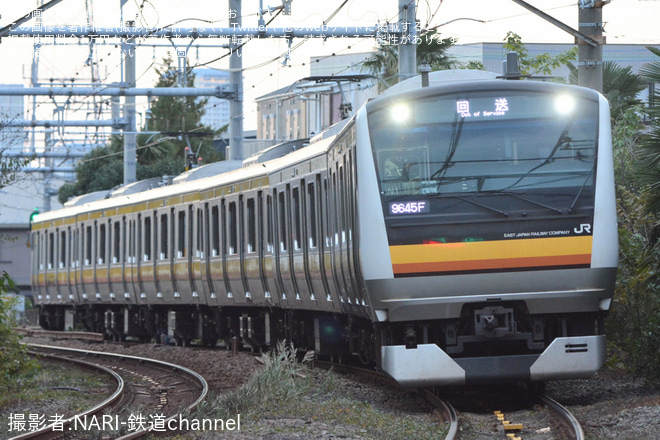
[361, 30, 456, 92]
[503, 31, 577, 76]
[609, 46, 660, 381]
[58, 56, 226, 204]
[637, 47, 660, 214]
[0, 271, 35, 392]
[569, 62, 646, 120]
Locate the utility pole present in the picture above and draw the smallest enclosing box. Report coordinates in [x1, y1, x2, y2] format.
[578, 1, 604, 92]
[123, 23, 137, 184]
[397, 0, 417, 83]
[228, 0, 244, 160]
[510, 0, 604, 92]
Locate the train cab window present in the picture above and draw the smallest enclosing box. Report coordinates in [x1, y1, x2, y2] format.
[60, 230, 66, 269]
[211, 206, 220, 257]
[160, 213, 168, 260]
[228, 201, 238, 255]
[292, 187, 301, 250]
[144, 217, 152, 262]
[247, 198, 256, 254]
[177, 210, 186, 258]
[308, 182, 317, 249]
[278, 192, 287, 252]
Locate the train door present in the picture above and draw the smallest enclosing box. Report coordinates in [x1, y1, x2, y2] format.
[274, 186, 295, 303]
[199, 204, 216, 303]
[53, 227, 63, 302]
[289, 184, 305, 303]
[207, 202, 227, 302]
[305, 177, 331, 310]
[256, 191, 272, 302]
[189, 205, 208, 303]
[222, 199, 236, 300]
[243, 195, 263, 302]
[125, 216, 139, 302]
[294, 180, 315, 305]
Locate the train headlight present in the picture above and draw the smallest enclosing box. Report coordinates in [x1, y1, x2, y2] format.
[554, 94, 575, 115]
[391, 103, 411, 123]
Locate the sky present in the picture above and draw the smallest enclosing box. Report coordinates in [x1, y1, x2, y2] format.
[1, 0, 659, 130]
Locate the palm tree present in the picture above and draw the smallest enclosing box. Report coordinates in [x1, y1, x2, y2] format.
[569, 61, 646, 120]
[361, 30, 455, 92]
[637, 47, 660, 213]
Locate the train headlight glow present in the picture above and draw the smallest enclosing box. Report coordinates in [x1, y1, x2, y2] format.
[554, 94, 575, 115]
[391, 103, 411, 123]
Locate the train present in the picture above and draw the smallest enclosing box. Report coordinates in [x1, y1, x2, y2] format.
[30, 70, 618, 387]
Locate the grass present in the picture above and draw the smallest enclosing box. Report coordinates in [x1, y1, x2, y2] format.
[175, 341, 447, 439]
[0, 358, 114, 438]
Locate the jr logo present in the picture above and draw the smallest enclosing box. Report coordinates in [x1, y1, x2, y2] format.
[574, 223, 592, 234]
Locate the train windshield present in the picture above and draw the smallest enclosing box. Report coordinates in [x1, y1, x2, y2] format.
[368, 90, 599, 199]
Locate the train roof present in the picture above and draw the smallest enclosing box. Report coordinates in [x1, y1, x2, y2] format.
[33, 132, 339, 225]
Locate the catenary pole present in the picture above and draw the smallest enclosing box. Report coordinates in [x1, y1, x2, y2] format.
[397, 0, 417, 83]
[229, 0, 244, 160]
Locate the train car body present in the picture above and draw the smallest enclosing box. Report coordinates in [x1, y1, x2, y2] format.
[31, 70, 617, 387]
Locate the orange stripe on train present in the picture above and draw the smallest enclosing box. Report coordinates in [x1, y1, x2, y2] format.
[390, 236, 592, 274]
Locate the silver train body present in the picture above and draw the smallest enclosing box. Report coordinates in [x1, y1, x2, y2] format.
[31, 71, 617, 386]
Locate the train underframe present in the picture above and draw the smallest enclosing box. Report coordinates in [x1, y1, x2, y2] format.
[37, 301, 606, 384]
[37, 304, 376, 362]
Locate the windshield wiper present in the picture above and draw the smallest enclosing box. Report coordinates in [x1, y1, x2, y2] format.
[430, 113, 464, 181]
[568, 165, 595, 213]
[426, 193, 509, 217]
[503, 122, 573, 190]
[482, 191, 564, 214]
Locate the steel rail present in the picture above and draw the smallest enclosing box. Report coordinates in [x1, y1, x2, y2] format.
[18, 344, 209, 440]
[9, 350, 124, 440]
[542, 394, 585, 440]
[422, 389, 459, 440]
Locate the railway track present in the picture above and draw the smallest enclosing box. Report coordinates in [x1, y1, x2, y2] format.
[10, 344, 208, 440]
[428, 385, 585, 440]
[314, 360, 584, 439]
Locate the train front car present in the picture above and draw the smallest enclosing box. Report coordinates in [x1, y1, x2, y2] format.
[356, 79, 617, 387]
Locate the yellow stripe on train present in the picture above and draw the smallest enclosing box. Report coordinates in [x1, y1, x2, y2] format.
[390, 236, 592, 274]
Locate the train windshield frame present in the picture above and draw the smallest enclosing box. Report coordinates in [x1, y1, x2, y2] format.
[368, 88, 599, 218]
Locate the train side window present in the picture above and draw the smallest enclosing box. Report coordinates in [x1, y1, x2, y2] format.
[266, 194, 273, 252]
[47, 231, 54, 269]
[247, 198, 256, 254]
[71, 228, 78, 268]
[99, 222, 107, 265]
[228, 201, 238, 255]
[60, 230, 66, 269]
[144, 216, 152, 262]
[178, 210, 186, 258]
[308, 181, 317, 249]
[211, 205, 220, 257]
[278, 191, 287, 252]
[292, 187, 301, 250]
[196, 208, 203, 258]
[160, 213, 168, 260]
[84, 225, 92, 266]
[113, 220, 121, 264]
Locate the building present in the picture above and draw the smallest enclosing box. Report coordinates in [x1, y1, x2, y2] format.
[193, 68, 231, 131]
[449, 42, 660, 99]
[255, 53, 377, 141]
[0, 84, 26, 153]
